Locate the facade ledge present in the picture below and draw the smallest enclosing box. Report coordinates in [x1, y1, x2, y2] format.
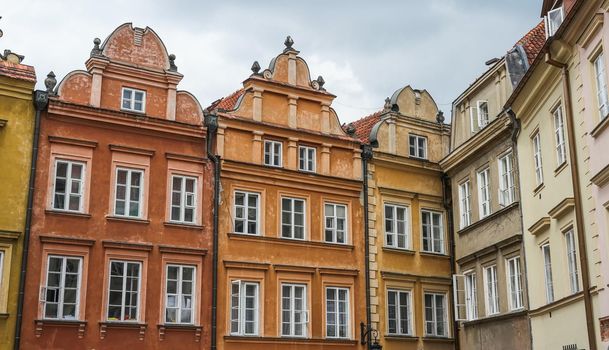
[461, 309, 528, 327]
[0, 230, 20, 240]
[457, 202, 519, 236]
[422, 336, 454, 343]
[34, 319, 87, 338]
[381, 270, 451, 284]
[383, 334, 418, 341]
[109, 144, 155, 157]
[0, 313, 9, 319]
[224, 335, 358, 345]
[106, 216, 150, 225]
[548, 197, 575, 219]
[0, 119, 7, 128]
[529, 291, 584, 317]
[165, 152, 207, 164]
[158, 245, 207, 256]
[45, 209, 92, 219]
[99, 321, 147, 340]
[163, 221, 204, 230]
[39, 235, 95, 247]
[382, 247, 415, 255]
[554, 161, 568, 177]
[157, 324, 202, 342]
[419, 251, 450, 259]
[227, 232, 355, 251]
[532, 183, 545, 196]
[456, 234, 522, 264]
[528, 216, 551, 236]
[273, 264, 317, 274]
[223, 260, 271, 271]
[101, 240, 153, 251]
[591, 162, 609, 187]
[591, 115, 609, 138]
[48, 135, 98, 148]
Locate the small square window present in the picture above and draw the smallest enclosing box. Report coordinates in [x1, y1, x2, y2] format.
[408, 134, 427, 159]
[121, 88, 146, 113]
[298, 146, 316, 172]
[264, 140, 283, 167]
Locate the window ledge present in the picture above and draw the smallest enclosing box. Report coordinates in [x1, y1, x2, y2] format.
[554, 161, 568, 177]
[419, 251, 450, 259]
[384, 334, 418, 341]
[422, 336, 454, 343]
[224, 335, 357, 345]
[227, 232, 354, 251]
[35, 319, 87, 338]
[163, 221, 204, 230]
[533, 183, 545, 197]
[0, 313, 8, 319]
[461, 309, 528, 326]
[106, 216, 150, 224]
[457, 202, 519, 235]
[45, 210, 91, 218]
[591, 115, 609, 138]
[157, 324, 202, 342]
[99, 322, 147, 340]
[382, 247, 415, 255]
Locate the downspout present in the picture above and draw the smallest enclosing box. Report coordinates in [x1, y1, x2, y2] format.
[361, 144, 373, 350]
[442, 173, 459, 350]
[14, 90, 48, 350]
[204, 110, 220, 350]
[545, 52, 597, 350]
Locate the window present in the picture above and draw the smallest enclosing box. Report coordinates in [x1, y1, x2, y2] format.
[532, 132, 544, 186]
[594, 53, 609, 119]
[299, 146, 316, 172]
[464, 272, 478, 320]
[565, 229, 580, 293]
[324, 203, 347, 244]
[281, 198, 305, 240]
[484, 265, 499, 315]
[422, 210, 444, 253]
[42, 255, 82, 320]
[52, 160, 85, 212]
[230, 280, 259, 336]
[409, 134, 427, 159]
[234, 191, 260, 235]
[553, 106, 567, 166]
[121, 87, 146, 113]
[114, 168, 143, 218]
[170, 175, 197, 224]
[107, 260, 141, 322]
[458, 181, 472, 228]
[326, 287, 350, 339]
[545, 6, 564, 37]
[507, 257, 524, 310]
[281, 284, 308, 337]
[498, 153, 515, 206]
[264, 140, 282, 167]
[477, 101, 489, 128]
[424, 292, 447, 337]
[165, 265, 195, 324]
[542, 244, 554, 303]
[477, 168, 491, 218]
[387, 290, 412, 335]
[384, 204, 409, 249]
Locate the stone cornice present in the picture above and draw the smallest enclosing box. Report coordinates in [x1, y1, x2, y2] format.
[373, 152, 443, 174]
[591, 163, 609, 187]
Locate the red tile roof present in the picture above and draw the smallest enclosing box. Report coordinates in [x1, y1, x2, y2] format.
[347, 110, 384, 143]
[517, 20, 546, 65]
[208, 89, 244, 111]
[0, 60, 36, 83]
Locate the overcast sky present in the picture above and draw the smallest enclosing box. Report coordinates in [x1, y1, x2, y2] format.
[2, 0, 540, 123]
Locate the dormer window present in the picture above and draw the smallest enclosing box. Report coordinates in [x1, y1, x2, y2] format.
[477, 101, 489, 128]
[121, 87, 146, 113]
[545, 6, 564, 38]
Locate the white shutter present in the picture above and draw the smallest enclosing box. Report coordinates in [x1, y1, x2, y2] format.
[39, 286, 47, 302]
[453, 274, 467, 321]
[469, 106, 478, 133]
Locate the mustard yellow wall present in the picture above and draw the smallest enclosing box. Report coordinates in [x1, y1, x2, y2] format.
[0, 75, 35, 349]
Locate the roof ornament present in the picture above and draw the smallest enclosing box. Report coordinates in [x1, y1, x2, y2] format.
[283, 35, 295, 52]
[383, 97, 391, 112]
[317, 76, 326, 91]
[345, 123, 356, 136]
[90, 38, 102, 57]
[0, 16, 4, 39]
[45, 71, 57, 94]
[251, 61, 261, 75]
[168, 54, 178, 72]
[436, 110, 445, 124]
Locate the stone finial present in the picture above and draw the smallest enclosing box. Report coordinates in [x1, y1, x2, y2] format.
[436, 110, 445, 124]
[317, 76, 326, 91]
[383, 97, 391, 111]
[284, 35, 295, 52]
[44, 71, 57, 93]
[251, 61, 261, 75]
[345, 123, 356, 136]
[90, 38, 102, 57]
[169, 54, 178, 72]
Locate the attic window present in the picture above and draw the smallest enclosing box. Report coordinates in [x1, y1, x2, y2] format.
[545, 6, 564, 38]
[121, 88, 146, 113]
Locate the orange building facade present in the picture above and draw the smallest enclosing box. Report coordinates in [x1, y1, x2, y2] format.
[18, 24, 213, 349]
[210, 38, 367, 349]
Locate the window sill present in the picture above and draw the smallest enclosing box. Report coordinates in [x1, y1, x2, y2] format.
[99, 321, 147, 340]
[461, 309, 528, 326]
[158, 324, 202, 342]
[120, 108, 146, 115]
[0, 313, 8, 319]
[409, 156, 429, 161]
[591, 114, 609, 138]
[224, 335, 357, 344]
[384, 334, 418, 341]
[35, 319, 87, 338]
[422, 336, 454, 343]
[419, 251, 450, 259]
[533, 183, 545, 197]
[382, 247, 415, 255]
[227, 232, 354, 251]
[45, 210, 91, 218]
[554, 161, 568, 177]
[106, 216, 150, 224]
[164, 221, 204, 230]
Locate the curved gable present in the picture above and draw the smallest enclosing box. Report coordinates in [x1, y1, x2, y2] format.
[56, 70, 92, 105]
[176, 91, 203, 125]
[101, 23, 170, 70]
[390, 85, 439, 122]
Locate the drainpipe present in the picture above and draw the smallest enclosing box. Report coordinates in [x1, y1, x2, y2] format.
[544, 52, 597, 350]
[204, 110, 220, 350]
[442, 173, 459, 350]
[14, 90, 48, 350]
[361, 144, 373, 350]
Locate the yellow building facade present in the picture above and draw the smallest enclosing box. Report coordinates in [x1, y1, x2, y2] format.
[0, 50, 36, 349]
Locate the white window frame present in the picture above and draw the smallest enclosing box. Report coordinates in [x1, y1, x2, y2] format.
[477, 168, 491, 219]
[594, 52, 609, 119]
[106, 260, 142, 322]
[324, 203, 348, 244]
[532, 132, 544, 186]
[565, 229, 580, 294]
[387, 289, 412, 336]
[41, 255, 83, 320]
[298, 146, 316, 172]
[281, 197, 306, 240]
[325, 287, 350, 339]
[506, 256, 524, 310]
[384, 204, 409, 249]
[281, 284, 308, 338]
[113, 167, 144, 218]
[541, 244, 555, 303]
[230, 280, 259, 336]
[421, 210, 444, 254]
[545, 6, 564, 38]
[264, 140, 283, 167]
[458, 181, 472, 229]
[51, 159, 85, 212]
[408, 134, 427, 159]
[553, 106, 567, 166]
[424, 292, 448, 337]
[121, 87, 146, 113]
[164, 264, 196, 325]
[464, 271, 478, 320]
[170, 175, 197, 224]
[233, 191, 260, 235]
[498, 153, 515, 206]
[477, 100, 489, 128]
[483, 265, 499, 316]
